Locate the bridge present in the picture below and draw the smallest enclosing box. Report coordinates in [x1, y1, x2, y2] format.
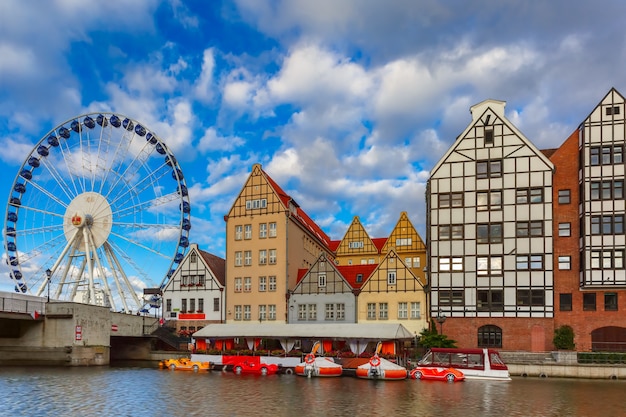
[0, 291, 164, 365]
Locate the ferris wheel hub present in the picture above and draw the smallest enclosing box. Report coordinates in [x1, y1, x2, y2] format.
[63, 192, 112, 250]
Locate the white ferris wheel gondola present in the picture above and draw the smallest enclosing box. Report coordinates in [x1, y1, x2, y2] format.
[3, 113, 191, 313]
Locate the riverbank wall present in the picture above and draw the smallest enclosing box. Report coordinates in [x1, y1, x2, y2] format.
[502, 351, 626, 379]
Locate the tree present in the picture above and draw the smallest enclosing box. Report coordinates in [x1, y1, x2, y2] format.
[418, 320, 457, 349]
[553, 325, 575, 350]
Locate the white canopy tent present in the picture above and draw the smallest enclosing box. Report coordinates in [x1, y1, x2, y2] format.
[192, 323, 415, 341]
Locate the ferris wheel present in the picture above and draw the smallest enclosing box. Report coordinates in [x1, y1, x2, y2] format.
[3, 113, 191, 313]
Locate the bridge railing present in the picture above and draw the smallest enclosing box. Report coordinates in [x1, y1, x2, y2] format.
[0, 293, 45, 315]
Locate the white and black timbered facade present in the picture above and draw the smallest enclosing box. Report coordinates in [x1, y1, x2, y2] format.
[428, 99, 555, 327]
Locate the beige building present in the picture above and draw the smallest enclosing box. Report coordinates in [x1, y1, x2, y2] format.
[224, 164, 334, 324]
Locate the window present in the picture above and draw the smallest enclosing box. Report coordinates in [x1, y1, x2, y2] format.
[477, 190, 502, 211]
[268, 305, 276, 320]
[477, 223, 503, 243]
[396, 238, 412, 246]
[259, 223, 267, 238]
[477, 256, 503, 275]
[559, 293, 572, 311]
[234, 277, 242, 293]
[244, 305, 251, 320]
[197, 275, 205, 286]
[606, 105, 621, 116]
[245, 198, 267, 209]
[516, 289, 545, 306]
[244, 250, 252, 266]
[259, 250, 267, 265]
[166, 299, 171, 311]
[583, 293, 596, 311]
[558, 256, 571, 270]
[516, 255, 543, 270]
[244, 224, 252, 239]
[485, 129, 494, 145]
[516, 188, 544, 204]
[269, 249, 277, 264]
[591, 145, 623, 165]
[325, 304, 335, 320]
[477, 159, 502, 179]
[235, 225, 243, 240]
[190, 298, 195, 312]
[235, 251, 242, 267]
[181, 299, 187, 313]
[591, 215, 624, 235]
[387, 271, 397, 285]
[181, 275, 190, 286]
[269, 222, 277, 237]
[269, 276, 277, 291]
[336, 303, 345, 320]
[559, 223, 571, 237]
[591, 180, 624, 200]
[398, 302, 408, 319]
[190, 253, 197, 263]
[413, 257, 420, 267]
[298, 304, 307, 321]
[243, 277, 251, 292]
[367, 303, 376, 320]
[439, 290, 465, 306]
[259, 305, 267, 321]
[439, 257, 463, 271]
[478, 325, 502, 348]
[516, 221, 543, 237]
[439, 224, 464, 240]
[235, 305, 242, 321]
[356, 274, 363, 283]
[308, 304, 317, 320]
[318, 274, 327, 288]
[405, 258, 412, 267]
[439, 192, 464, 208]
[558, 189, 571, 204]
[605, 293, 618, 311]
[591, 250, 625, 269]
[259, 276, 267, 292]
[477, 289, 504, 311]
[379, 303, 388, 319]
[349, 241, 364, 249]
[410, 302, 421, 319]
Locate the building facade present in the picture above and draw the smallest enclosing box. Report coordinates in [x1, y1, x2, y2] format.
[428, 99, 555, 351]
[162, 243, 225, 334]
[224, 164, 334, 324]
[553, 88, 626, 351]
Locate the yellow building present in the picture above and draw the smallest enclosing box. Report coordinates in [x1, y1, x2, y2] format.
[382, 211, 427, 286]
[356, 249, 428, 337]
[334, 216, 385, 266]
[224, 164, 334, 324]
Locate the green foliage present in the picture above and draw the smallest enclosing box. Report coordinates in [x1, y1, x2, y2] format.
[418, 325, 457, 349]
[553, 325, 575, 350]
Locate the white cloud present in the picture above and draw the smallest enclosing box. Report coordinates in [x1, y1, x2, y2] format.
[194, 48, 216, 103]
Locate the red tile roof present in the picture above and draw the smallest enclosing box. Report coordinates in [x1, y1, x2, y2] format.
[336, 264, 377, 289]
[372, 237, 388, 253]
[198, 249, 226, 286]
[264, 170, 332, 249]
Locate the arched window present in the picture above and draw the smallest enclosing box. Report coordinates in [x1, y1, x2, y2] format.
[478, 325, 502, 348]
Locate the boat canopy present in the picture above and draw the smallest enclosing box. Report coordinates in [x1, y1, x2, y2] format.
[192, 323, 415, 341]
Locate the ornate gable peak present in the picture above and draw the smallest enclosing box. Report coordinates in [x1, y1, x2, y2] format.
[470, 99, 506, 122]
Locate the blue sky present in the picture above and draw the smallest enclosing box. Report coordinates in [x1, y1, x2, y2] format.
[2, 0, 626, 293]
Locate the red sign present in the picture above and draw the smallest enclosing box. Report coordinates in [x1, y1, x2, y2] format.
[111, 324, 118, 332]
[75, 325, 82, 341]
[178, 313, 206, 320]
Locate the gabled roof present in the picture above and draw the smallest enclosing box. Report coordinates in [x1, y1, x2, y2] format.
[336, 264, 378, 289]
[263, 167, 332, 249]
[371, 237, 387, 253]
[198, 249, 226, 286]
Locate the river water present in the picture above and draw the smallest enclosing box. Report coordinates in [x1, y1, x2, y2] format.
[0, 365, 624, 417]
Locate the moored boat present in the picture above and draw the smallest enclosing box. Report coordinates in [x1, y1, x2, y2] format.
[414, 348, 511, 381]
[159, 357, 212, 371]
[295, 341, 343, 377]
[355, 355, 408, 380]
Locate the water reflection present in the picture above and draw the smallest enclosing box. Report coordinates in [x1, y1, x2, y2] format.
[0, 367, 623, 417]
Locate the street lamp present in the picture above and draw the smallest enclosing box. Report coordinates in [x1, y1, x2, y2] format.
[436, 309, 446, 335]
[45, 269, 51, 303]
